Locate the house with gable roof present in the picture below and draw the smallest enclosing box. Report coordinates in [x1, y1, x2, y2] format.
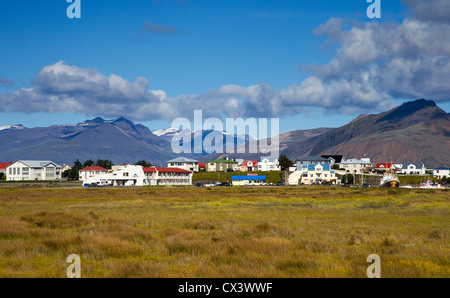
[6, 160, 61, 181]
[289, 163, 338, 186]
[167, 157, 199, 172]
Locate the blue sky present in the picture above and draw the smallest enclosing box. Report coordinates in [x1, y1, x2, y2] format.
[1, 0, 449, 134]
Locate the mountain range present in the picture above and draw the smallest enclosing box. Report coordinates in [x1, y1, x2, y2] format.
[0, 99, 448, 168]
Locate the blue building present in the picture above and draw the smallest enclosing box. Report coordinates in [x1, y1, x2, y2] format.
[232, 175, 267, 186]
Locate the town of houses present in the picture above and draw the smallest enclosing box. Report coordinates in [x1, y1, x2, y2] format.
[1, 155, 449, 188]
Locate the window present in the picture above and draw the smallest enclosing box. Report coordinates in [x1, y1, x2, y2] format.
[9, 168, 12, 175]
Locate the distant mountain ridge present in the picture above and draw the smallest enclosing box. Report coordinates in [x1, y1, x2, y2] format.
[309, 99, 450, 168]
[0, 117, 176, 166]
[0, 99, 448, 168]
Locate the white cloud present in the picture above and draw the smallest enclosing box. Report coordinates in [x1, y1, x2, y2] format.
[1, 1, 450, 121]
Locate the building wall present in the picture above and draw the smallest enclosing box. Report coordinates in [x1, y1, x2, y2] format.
[433, 169, 450, 179]
[167, 162, 199, 173]
[7, 162, 61, 181]
[289, 164, 338, 185]
[401, 164, 426, 175]
[206, 162, 236, 172]
[83, 165, 193, 187]
[79, 170, 108, 181]
[258, 159, 280, 171]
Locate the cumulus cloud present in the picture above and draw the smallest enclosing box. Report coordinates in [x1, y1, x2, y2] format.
[1, 1, 450, 121]
[402, 0, 450, 23]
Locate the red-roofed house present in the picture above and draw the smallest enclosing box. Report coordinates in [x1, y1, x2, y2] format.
[79, 166, 108, 181]
[198, 163, 206, 171]
[374, 163, 400, 173]
[143, 167, 193, 186]
[240, 161, 258, 172]
[0, 162, 13, 177]
[82, 165, 193, 187]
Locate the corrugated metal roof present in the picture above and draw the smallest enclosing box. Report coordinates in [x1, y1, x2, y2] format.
[15, 160, 60, 168]
[166, 157, 199, 163]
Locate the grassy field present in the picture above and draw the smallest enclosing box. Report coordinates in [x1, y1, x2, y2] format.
[193, 171, 284, 184]
[0, 186, 448, 278]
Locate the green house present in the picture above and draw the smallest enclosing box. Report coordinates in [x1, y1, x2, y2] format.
[206, 158, 238, 172]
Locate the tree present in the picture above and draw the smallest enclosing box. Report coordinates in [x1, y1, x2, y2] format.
[135, 160, 152, 168]
[0, 172, 5, 180]
[67, 159, 83, 181]
[83, 160, 95, 168]
[73, 159, 82, 171]
[62, 169, 71, 178]
[96, 159, 113, 170]
[67, 167, 79, 181]
[279, 154, 293, 170]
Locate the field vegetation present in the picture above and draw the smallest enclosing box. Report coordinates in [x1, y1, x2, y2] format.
[0, 186, 448, 278]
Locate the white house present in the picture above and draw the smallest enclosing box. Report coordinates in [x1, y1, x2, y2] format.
[61, 164, 72, 173]
[82, 165, 193, 187]
[433, 167, 450, 179]
[240, 160, 259, 172]
[400, 163, 427, 175]
[258, 157, 281, 171]
[79, 166, 109, 181]
[289, 164, 338, 186]
[167, 157, 199, 172]
[6, 160, 61, 181]
[144, 167, 193, 186]
[339, 158, 373, 174]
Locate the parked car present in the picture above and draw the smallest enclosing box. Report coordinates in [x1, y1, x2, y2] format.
[226, 168, 234, 172]
[342, 183, 350, 187]
[195, 183, 204, 187]
[361, 183, 372, 188]
[219, 182, 231, 187]
[277, 182, 285, 186]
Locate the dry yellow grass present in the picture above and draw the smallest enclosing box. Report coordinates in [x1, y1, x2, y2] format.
[0, 186, 448, 278]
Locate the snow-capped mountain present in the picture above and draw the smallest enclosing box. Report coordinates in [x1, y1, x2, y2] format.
[0, 124, 25, 131]
[152, 127, 182, 137]
[153, 127, 257, 142]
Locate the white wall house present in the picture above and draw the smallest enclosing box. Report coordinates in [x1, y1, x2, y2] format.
[433, 167, 450, 179]
[82, 165, 192, 187]
[7, 160, 61, 181]
[79, 166, 109, 181]
[400, 163, 427, 175]
[240, 160, 258, 172]
[144, 167, 193, 186]
[339, 158, 373, 174]
[289, 164, 338, 186]
[167, 157, 199, 172]
[258, 158, 281, 171]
